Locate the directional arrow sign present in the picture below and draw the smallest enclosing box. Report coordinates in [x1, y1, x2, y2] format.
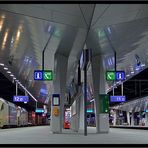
[106, 71, 115, 81]
[43, 70, 53, 81]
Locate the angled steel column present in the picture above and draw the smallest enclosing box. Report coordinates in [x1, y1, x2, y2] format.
[42, 27, 54, 71]
[84, 60, 87, 136]
[16, 82, 18, 96]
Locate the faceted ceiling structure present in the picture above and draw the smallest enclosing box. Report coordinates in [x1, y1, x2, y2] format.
[0, 4, 148, 108]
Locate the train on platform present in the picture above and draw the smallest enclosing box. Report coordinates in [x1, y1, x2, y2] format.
[0, 98, 28, 128]
[0, 98, 48, 128]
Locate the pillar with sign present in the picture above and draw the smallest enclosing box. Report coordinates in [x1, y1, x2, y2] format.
[91, 54, 109, 133]
[50, 53, 68, 133]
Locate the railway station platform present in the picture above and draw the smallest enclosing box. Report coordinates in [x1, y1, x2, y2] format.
[0, 126, 148, 144]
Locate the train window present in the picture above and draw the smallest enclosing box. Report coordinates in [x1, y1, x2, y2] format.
[1, 103, 4, 110]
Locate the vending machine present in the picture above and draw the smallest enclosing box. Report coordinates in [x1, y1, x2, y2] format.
[64, 108, 71, 129]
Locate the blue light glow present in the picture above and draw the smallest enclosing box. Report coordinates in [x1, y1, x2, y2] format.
[35, 108, 44, 113]
[87, 109, 93, 113]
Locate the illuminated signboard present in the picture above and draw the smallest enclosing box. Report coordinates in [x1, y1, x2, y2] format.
[35, 108, 44, 113]
[52, 94, 60, 106]
[106, 71, 125, 81]
[106, 71, 115, 81]
[34, 70, 53, 81]
[116, 71, 125, 81]
[13, 96, 29, 102]
[110, 96, 126, 102]
[34, 70, 43, 80]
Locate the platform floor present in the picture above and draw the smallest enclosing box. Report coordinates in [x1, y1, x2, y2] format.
[0, 126, 148, 144]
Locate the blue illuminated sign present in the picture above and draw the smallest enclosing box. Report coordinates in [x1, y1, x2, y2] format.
[35, 108, 44, 113]
[110, 96, 126, 102]
[116, 71, 125, 81]
[145, 110, 148, 113]
[13, 96, 29, 102]
[34, 70, 43, 80]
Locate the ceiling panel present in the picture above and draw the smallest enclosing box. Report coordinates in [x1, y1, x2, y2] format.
[92, 4, 148, 29]
[0, 4, 87, 28]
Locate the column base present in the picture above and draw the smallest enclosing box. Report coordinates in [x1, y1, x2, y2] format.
[96, 114, 109, 133]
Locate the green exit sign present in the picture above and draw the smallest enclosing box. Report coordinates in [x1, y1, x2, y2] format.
[43, 70, 53, 81]
[106, 71, 115, 81]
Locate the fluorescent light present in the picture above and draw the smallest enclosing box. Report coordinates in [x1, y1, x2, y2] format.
[13, 77, 16, 80]
[90, 99, 94, 102]
[2, 30, 9, 49]
[4, 67, 8, 70]
[10, 74, 14, 77]
[135, 67, 140, 71]
[24, 102, 27, 104]
[7, 71, 11, 74]
[131, 71, 134, 74]
[126, 74, 130, 77]
[0, 63, 4, 66]
[141, 63, 145, 67]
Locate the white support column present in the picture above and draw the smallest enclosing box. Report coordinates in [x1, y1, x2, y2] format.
[50, 53, 68, 133]
[113, 110, 117, 126]
[126, 111, 130, 125]
[145, 113, 148, 127]
[131, 112, 134, 126]
[91, 54, 109, 133]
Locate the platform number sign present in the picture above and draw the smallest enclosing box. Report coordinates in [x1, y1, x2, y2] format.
[110, 96, 126, 102]
[34, 70, 53, 81]
[13, 96, 29, 102]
